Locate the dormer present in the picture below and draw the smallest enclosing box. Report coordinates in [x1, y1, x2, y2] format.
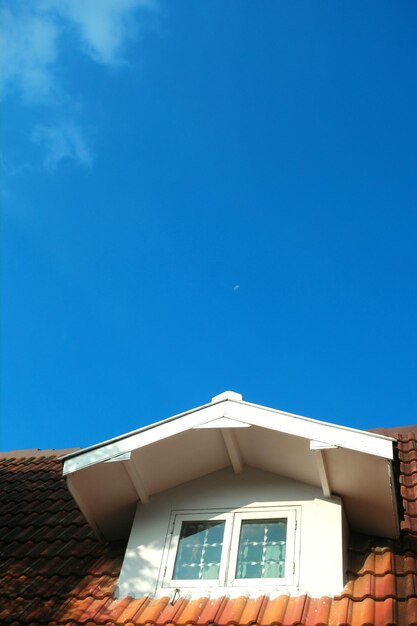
[62, 392, 400, 599]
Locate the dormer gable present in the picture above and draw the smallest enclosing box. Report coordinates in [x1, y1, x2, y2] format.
[61, 391, 400, 598]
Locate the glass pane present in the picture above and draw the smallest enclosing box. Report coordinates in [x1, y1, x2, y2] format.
[235, 519, 287, 579]
[172, 520, 225, 580]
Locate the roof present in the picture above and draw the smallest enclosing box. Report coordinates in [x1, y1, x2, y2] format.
[61, 392, 400, 540]
[1, 430, 417, 625]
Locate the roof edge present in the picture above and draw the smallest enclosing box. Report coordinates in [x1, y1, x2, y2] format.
[62, 397, 396, 477]
[61, 397, 396, 464]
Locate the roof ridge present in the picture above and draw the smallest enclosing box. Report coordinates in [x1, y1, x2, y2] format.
[0, 448, 80, 459]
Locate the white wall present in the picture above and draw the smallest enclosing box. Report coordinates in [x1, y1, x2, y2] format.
[117, 466, 345, 599]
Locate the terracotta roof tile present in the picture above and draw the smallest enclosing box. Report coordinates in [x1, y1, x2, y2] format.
[327, 596, 351, 625]
[195, 594, 228, 624]
[215, 595, 248, 625]
[302, 596, 332, 625]
[238, 593, 267, 625]
[2, 434, 417, 625]
[257, 594, 290, 624]
[155, 596, 189, 626]
[169, 596, 205, 626]
[114, 596, 150, 623]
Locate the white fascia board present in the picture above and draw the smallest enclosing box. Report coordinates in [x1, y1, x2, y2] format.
[63, 397, 395, 476]
[226, 401, 395, 460]
[61, 399, 219, 461]
[63, 402, 228, 475]
[388, 460, 401, 538]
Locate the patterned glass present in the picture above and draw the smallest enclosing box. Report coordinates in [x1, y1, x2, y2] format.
[172, 520, 225, 580]
[235, 519, 287, 579]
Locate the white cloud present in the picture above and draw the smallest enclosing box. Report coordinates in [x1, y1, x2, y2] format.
[44, 0, 153, 66]
[32, 122, 93, 171]
[1, 0, 156, 170]
[0, 6, 60, 103]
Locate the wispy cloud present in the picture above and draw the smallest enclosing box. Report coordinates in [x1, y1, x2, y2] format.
[1, 0, 155, 171]
[32, 122, 93, 171]
[44, 0, 152, 67]
[0, 5, 60, 104]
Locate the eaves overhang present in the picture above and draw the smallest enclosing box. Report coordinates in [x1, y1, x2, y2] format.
[62, 391, 399, 541]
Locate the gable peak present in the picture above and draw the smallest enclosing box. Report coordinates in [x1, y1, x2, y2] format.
[211, 390, 243, 402]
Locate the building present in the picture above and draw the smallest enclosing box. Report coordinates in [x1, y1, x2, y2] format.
[1, 391, 417, 625]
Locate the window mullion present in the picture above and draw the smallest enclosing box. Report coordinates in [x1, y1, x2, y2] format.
[225, 513, 242, 586]
[219, 515, 234, 586]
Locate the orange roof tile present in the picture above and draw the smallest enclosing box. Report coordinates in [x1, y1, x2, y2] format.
[1, 432, 417, 625]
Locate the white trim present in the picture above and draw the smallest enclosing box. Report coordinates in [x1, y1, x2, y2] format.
[60, 399, 223, 463]
[211, 391, 243, 402]
[105, 452, 132, 463]
[312, 449, 332, 498]
[310, 440, 338, 451]
[221, 429, 244, 473]
[226, 509, 296, 587]
[63, 403, 226, 475]
[159, 506, 299, 592]
[387, 460, 401, 537]
[162, 512, 232, 588]
[194, 417, 250, 429]
[123, 460, 149, 504]
[227, 402, 394, 459]
[62, 397, 395, 476]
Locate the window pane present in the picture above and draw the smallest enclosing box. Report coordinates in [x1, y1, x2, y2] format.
[173, 520, 225, 580]
[235, 519, 287, 579]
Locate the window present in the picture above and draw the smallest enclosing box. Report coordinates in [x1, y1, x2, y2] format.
[160, 508, 298, 589]
[173, 520, 225, 581]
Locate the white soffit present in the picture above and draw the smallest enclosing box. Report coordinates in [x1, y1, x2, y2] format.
[61, 393, 399, 540]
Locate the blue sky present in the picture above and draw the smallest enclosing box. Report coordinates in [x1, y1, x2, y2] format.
[2, 1, 417, 451]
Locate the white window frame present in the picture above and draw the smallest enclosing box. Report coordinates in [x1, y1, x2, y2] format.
[226, 509, 296, 587]
[160, 507, 298, 590]
[162, 511, 233, 588]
